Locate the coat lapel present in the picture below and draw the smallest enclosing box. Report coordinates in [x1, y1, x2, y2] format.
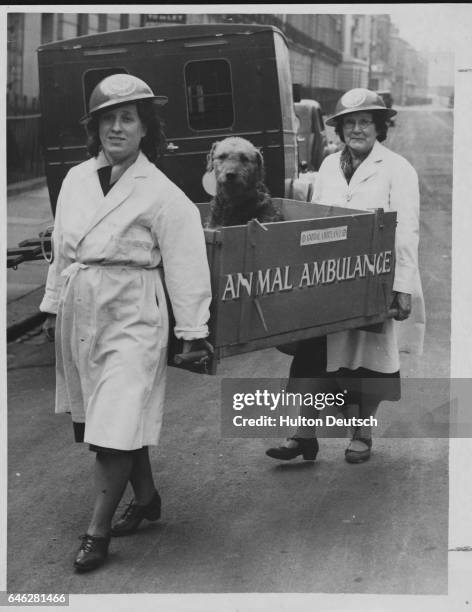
[349, 140, 385, 189]
[77, 151, 151, 243]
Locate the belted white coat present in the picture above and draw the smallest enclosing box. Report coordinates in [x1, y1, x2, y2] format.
[312, 140, 425, 373]
[40, 151, 212, 450]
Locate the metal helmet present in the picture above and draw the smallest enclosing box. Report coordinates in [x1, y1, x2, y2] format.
[325, 88, 396, 126]
[82, 74, 168, 121]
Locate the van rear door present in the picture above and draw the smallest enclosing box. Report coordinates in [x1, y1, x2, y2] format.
[38, 25, 297, 210]
[158, 26, 297, 201]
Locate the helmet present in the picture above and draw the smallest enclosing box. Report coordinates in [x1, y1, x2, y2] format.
[82, 74, 167, 122]
[325, 88, 396, 126]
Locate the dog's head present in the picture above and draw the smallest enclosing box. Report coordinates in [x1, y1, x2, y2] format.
[206, 137, 264, 192]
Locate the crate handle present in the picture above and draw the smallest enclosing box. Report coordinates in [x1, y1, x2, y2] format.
[173, 349, 211, 365]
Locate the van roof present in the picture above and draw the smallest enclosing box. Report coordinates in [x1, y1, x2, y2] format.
[38, 23, 286, 52]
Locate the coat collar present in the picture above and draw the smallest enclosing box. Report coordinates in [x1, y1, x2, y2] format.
[94, 149, 152, 178]
[347, 140, 386, 188]
[78, 151, 153, 242]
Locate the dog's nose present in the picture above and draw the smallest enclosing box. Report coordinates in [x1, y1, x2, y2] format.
[224, 172, 236, 181]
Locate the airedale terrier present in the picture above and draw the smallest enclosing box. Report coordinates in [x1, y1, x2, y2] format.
[206, 137, 283, 228]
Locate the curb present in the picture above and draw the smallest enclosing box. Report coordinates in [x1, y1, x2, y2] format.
[7, 285, 47, 343]
[7, 311, 47, 343]
[7, 177, 47, 197]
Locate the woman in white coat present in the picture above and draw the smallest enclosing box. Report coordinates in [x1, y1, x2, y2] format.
[266, 88, 425, 464]
[40, 74, 212, 572]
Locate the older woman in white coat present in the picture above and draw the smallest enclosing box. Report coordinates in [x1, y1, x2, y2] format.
[40, 74, 212, 572]
[266, 88, 425, 464]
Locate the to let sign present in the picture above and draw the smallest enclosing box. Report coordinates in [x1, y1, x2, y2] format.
[144, 14, 187, 25]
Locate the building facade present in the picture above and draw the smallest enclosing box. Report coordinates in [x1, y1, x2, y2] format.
[426, 50, 454, 99]
[7, 11, 345, 112]
[7, 12, 145, 99]
[339, 14, 395, 94]
[338, 14, 430, 105]
[339, 14, 371, 90]
[369, 14, 393, 91]
[6, 11, 435, 107]
[389, 25, 430, 105]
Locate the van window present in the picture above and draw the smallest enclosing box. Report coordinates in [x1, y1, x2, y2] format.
[185, 60, 234, 130]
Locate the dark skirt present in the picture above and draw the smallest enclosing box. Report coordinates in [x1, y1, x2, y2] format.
[289, 336, 401, 403]
[72, 422, 144, 454]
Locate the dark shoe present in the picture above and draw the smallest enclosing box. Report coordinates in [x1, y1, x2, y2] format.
[74, 533, 110, 572]
[266, 437, 319, 461]
[111, 490, 161, 537]
[345, 437, 372, 464]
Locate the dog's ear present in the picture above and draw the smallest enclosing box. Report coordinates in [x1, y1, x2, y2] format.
[255, 148, 265, 181]
[206, 142, 219, 172]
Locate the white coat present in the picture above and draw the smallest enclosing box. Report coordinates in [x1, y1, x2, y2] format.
[312, 140, 425, 373]
[40, 151, 212, 450]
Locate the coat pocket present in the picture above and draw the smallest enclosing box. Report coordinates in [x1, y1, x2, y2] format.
[140, 273, 162, 327]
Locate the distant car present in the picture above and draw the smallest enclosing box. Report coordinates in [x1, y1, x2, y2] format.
[294, 99, 329, 172]
[376, 90, 395, 126]
[377, 90, 393, 108]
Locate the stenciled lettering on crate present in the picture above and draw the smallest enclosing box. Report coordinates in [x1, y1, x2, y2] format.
[221, 250, 393, 301]
[193, 199, 398, 371]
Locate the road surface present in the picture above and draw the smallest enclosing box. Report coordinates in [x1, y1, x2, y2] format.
[7, 105, 452, 596]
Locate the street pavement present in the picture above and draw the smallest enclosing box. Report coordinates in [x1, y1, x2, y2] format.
[6, 106, 455, 598]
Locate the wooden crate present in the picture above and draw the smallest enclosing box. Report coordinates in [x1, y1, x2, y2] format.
[171, 198, 397, 374]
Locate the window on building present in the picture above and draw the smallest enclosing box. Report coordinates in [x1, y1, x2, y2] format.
[107, 14, 120, 31]
[60, 14, 78, 40]
[120, 15, 129, 29]
[88, 14, 99, 34]
[41, 14, 54, 44]
[77, 14, 89, 36]
[185, 60, 234, 131]
[56, 14, 63, 40]
[128, 15, 141, 28]
[7, 13, 24, 95]
[98, 14, 107, 32]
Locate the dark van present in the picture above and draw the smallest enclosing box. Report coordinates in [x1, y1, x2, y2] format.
[377, 90, 393, 109]
[37, 24, 298, 213]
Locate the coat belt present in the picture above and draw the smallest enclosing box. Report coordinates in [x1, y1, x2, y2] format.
[61, 262, 89, 280]
[61, 261, 159, 283]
